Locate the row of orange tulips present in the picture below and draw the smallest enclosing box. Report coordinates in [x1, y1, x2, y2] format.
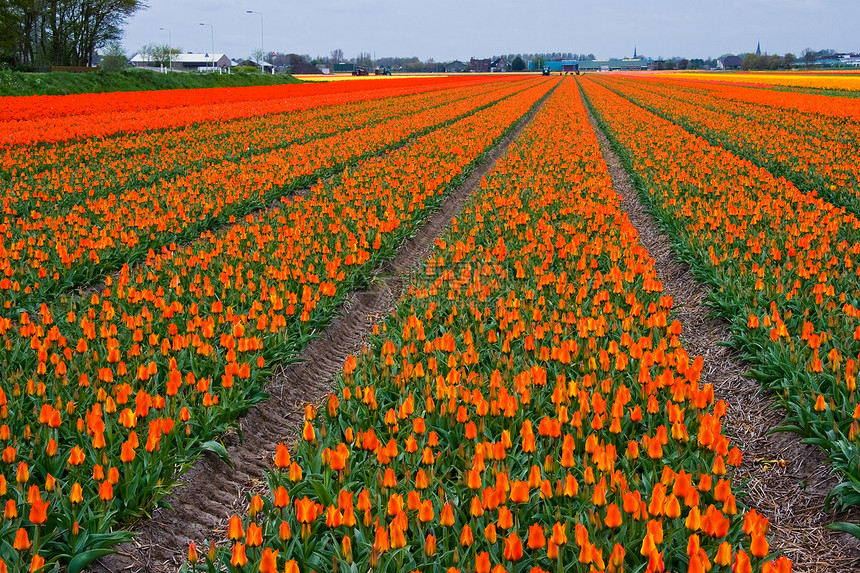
[0, 78, 555, 570]
[579, 76, 860, 525]
[0, 76, 508, 146]
[187, 78, 789, 573]
[590, 75, 860, 214]
[0, 78, 537, 314]
[615, 74, 860, 122]
[2, 79, 506, 198]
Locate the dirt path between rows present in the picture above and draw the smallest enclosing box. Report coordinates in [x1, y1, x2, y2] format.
[581, 93, 860, 572]
[93, 83, 556, 573]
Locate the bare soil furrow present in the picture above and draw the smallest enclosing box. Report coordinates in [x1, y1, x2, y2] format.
[93, 83, 556, 573]
[582, 90, 860, 572]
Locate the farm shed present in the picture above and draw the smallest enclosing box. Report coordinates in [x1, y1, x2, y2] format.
[544, 59, 579, 73]
[578, 58, 649, 71]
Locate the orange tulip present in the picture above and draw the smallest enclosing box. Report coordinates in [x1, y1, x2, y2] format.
[390, 524, 407, 549]
[28, 554, 44, 573]
[230, 543, 247, 567]
[503, 531, 523, 561]
[259, 548, 278, 573]
[604, 503, 622, 528]
[187, 542, 199, 564]
[16, 462, 28, 484]
[418, 499, 434, 523]
[440, 503, 455, 526]
[341, 535, 352, 563]
[12, 528, 30, 551]
[69, 482, 83, 504]
[246, 523, 263, 547]
[295, 496, 319, 523]
[373, 526, 390, 552]
[734, 550, 752, 573]
[273, 486, 290, 509]
[425, 534, 436, 557]
[98, 480, 113, 502]
[497, 506, 514, 529]
[460, 525, 474, 547]
[526, 523, 545, 550]
[121, 441, 136, 463]
[750, 532, 769, 559]
[274, 443, 291, 468]
[227, 515, 244, 541]
[510, 480, 529, 503]
[29, 494, 49, 525]
[475, 551, 491, 573]
[551, 522, 567, 545]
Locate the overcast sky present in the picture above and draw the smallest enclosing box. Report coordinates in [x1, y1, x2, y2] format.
[122, 0, 859, 62]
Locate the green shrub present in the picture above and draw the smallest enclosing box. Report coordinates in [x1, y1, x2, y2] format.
[0, 68, 301, 96]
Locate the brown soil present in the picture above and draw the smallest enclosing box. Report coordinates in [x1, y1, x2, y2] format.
[92, 84, 556, 573]
[582, 98, 860, 572]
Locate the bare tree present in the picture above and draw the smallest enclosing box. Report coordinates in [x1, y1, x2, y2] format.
[330, 48, 343, 63]
[138, 42, 177, 67]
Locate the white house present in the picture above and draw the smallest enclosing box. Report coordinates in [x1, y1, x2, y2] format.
[131, 52, 232, 71]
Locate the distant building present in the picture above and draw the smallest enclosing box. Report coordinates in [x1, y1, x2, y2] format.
[718, 55, 742, 70]
[578, 58, 650, 72]
[281, 54, 323, 74]
[444, 60, 468, 72]
[490, 57, 509, 72]
[235, 59, 274, 70]
[818, 53, 860, 67]
[131, 52, 232, 70]
[544, 59, 579, 72]
[470, 57, 490, 72]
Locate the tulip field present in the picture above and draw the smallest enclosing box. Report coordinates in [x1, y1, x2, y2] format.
[2, 70, 860, 572]
[0, 75, 556, 570]
[588, 74, 860, 213]
[579, 74, 860, 515]
[180, 77, 790, 573]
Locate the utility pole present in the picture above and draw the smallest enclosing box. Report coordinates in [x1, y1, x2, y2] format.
[246, 11, 264, 73]
[160, 27, 172, 71]
[199, 22, 214, 70]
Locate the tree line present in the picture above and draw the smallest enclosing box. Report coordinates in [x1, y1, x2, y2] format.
[0, 0, 146, 69]
[648, 48, 844, 71]
[305, 51, 597, 73]
[741, 48, 840, 70]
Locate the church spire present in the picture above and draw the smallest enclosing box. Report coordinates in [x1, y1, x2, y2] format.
[756, 41, 761, 55]
[634, 45, 637, 58]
